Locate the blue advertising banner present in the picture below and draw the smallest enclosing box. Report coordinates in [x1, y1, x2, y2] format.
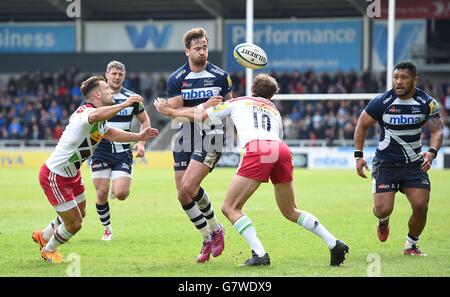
[0, 24, 75, 53]
[372, 19, 426, 71]
[226, 19, 361, 72]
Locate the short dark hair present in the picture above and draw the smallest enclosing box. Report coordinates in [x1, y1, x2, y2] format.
[80, 76, 106, 99]
[183, 27, 208, 49]
[251, 74, 279, 99]
[394, 61, 418, 77]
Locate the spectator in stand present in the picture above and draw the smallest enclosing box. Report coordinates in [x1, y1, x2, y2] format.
[8, 118, 23, 139]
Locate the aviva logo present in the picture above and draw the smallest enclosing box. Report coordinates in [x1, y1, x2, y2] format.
[182, 88, 216, 100]
[0, 155, 24, 166]
[389, 115, 422, 125]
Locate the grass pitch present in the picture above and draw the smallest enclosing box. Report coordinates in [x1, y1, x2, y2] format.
[1, 167, 449, 277]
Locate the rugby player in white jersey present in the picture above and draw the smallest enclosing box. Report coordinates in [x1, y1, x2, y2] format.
[155, 74, 349, 266]
[32, 76, 158, 264]
[90, 61, 151, 241]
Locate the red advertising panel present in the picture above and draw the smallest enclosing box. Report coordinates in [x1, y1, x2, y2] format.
[378, 0, 450, 19]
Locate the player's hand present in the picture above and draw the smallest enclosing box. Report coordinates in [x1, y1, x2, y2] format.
[420, 151, 435, 172]
[154, 97, 172, 115]
[204, 96, 223, 108]
[133, 142, 146, 158]
[138, 127, 159, 141]
[356, 157, 370, 178]
[123, 95, 143, 107]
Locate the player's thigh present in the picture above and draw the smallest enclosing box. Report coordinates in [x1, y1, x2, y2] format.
[174, 170, 186, 191]
[181, 159, 213, 191]
[91, 164, 112, 197]
[77, 200, 86, 218]
[111, 176, 132, 194]
[110, 157, 133, 193]
[224, 175, 261, 212]
[373, 192, 396, 213]
[70, 175, 86, 216]
[403, 188, 430, 211]
[223, 175, 261, 224]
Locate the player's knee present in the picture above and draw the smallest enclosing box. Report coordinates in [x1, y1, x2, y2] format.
[373, 205, 393, 218]
[179, 182, 198, 199]
[115, 190, 130, 200]
[96, 189, 109, 202]
[412, 202, 428, 215]
[177, 189, 192, 205]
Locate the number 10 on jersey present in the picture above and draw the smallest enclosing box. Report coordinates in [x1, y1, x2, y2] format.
[253, 111, 271, 131]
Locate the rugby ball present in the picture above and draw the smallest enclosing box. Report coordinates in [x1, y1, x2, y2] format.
[233, 43, 268, 70]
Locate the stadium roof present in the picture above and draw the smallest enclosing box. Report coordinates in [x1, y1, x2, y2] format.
[0, 0, 367, 22]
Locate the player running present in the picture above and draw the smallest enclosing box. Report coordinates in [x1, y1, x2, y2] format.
[32, 76, 158, 264]
[155, 74, 349, 266]
[90, 61, 151, 241]
[354, 61, 443, 256]
[166, 28, 232, 263]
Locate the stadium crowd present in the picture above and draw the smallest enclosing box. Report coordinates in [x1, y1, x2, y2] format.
[0, 69, 449, 143]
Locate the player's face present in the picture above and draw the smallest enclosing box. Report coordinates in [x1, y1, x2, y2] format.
[186, 37, 208, 67]
[393, 68, 417, 98]
[106, 68, 125, 92]
[98, 81, 115, 106]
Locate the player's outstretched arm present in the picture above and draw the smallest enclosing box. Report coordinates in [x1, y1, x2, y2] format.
[354, 111, 376, 178]
[154, 98, 209, 122]
[167, 95, 184, 109]
[104, 126, 159, 143]
[88, 95, 143, 124]
[203, 96, 224, 108]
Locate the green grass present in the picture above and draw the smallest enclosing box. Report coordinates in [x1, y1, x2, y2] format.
[1, 167, 449, 276]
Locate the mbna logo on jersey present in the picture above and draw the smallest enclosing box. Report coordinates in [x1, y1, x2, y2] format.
[389, 115, 422, 125]
[182, 88, 215, 100]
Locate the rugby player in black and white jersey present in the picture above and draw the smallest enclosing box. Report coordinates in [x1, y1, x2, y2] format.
[90, 61, 151, 241]
[354, 61, 444, 256]
[165, 28, 232, 263]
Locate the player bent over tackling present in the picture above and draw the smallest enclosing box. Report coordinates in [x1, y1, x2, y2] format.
[155, 74, 349, 266]
[32, 76, 158, 264]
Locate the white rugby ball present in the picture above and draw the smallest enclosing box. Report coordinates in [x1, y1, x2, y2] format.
[233, 43, 268, 70]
